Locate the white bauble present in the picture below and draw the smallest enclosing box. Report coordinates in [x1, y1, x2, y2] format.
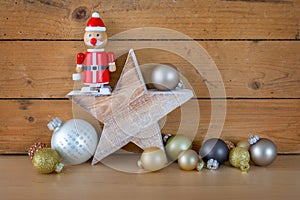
[48, 118, 99, 165]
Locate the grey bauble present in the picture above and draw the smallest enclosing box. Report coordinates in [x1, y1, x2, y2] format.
[199, 138, 229, 164]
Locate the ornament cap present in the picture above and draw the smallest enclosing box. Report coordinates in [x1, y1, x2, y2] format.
[206, 158, 219, 170]
[240, 162, 250, 172]
[196, 161, 205, 171]
[47, 117, 63, 131]
[248, 135, 260, 145]
[55, 163, 64, 173]
[162, 133, 173, 145]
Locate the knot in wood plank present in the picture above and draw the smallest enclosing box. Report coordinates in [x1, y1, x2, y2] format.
[72, 7, 89, 21]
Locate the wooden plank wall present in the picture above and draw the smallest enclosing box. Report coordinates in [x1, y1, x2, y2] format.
[0, 0, 299, 154]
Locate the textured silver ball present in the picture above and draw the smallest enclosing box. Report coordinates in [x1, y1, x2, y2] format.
[250, 138, 277, 166]
[151, 64, 180, 91]
[50, 119, 99, 165]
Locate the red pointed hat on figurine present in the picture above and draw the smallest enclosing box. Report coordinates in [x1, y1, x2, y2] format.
[85, 12, 106, 32]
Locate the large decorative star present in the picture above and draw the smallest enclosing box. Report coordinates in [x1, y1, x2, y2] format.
[68, 49, 193, 165]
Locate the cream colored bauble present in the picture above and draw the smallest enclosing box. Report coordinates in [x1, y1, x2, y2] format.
[138, 147, 167, 172]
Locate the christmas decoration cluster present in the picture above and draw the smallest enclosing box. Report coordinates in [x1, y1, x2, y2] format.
[28, 12, 277, 174]
[28, 131, 277, 174]
[138, 134, 277, 172]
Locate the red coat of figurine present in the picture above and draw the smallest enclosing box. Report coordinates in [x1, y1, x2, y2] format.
[77, 50, 115, 85]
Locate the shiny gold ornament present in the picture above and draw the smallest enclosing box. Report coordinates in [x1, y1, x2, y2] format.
[229, 147, 250, 172]
[138, 147, 167, 172]
[165, 135, 192, 160]
[236, 140, 250, 150]
[32, 148, 64, 174]
[178, 149, 200, 171]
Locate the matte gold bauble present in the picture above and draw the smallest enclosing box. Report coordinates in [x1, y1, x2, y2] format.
[138, 147, 167, 172]
[32, 148, 64, 174]
[178, 149, 199, 171]
[229, 147, 250, 172]
[236, 140, 251, 150]
[165, 135, 192, 160]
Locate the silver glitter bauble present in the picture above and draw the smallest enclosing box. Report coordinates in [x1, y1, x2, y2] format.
[151, 64, 180, 91]
[48, 117, 99, 165]
[249, 138, 277, 166]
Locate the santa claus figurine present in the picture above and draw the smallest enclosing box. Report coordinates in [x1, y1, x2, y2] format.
[73, 12, 116, 95]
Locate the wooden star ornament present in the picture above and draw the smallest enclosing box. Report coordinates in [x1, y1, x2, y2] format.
[68, 49, 193, 165]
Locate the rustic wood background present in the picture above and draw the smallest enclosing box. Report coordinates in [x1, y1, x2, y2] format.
[0, 0, 299, 154]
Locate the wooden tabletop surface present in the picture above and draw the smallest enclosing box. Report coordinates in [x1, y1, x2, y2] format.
[0, 154, 299, 200]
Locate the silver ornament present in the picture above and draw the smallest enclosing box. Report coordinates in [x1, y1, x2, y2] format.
[49, 118, 99, 165]
[250, 138, 277, 166]
[151, 64, 180, 91]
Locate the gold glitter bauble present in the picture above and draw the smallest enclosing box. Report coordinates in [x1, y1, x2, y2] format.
[229, 147, 250, 172]
[32, 148, 64, 174]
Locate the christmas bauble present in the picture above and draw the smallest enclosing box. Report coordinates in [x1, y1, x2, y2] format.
[138, 147, 167, 172]
[28, 142, 47, 160]
[249, 137, 277, 166]
[32, 148, 64, 174]
[178, 149, 199, 171]
[165, 134, 192, 160]
[224, 140, 235, 150]
[199, 138, 229, 164]
[151, 64, 180, 91]
[229, 147, 250, 172]
[236, 140, 251, 150]
[48, 117, 99, 165]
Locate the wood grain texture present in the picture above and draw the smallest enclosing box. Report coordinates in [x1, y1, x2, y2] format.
[0, 99, 299, 154]
[0, 155, 299, 200]
[0, 0, 299, 155]
[0, 0, 299, 39]
[0, 41, 299, 98]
